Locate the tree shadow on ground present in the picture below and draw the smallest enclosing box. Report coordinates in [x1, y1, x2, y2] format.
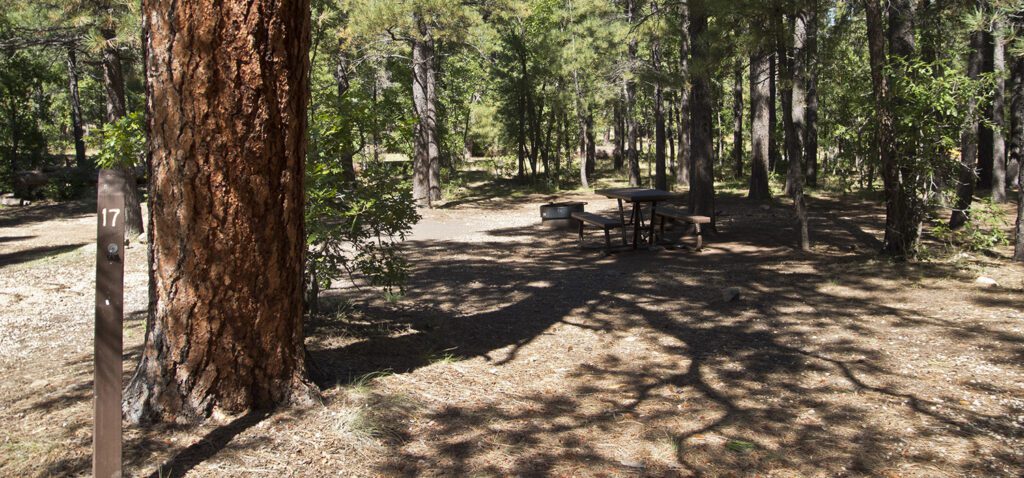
[309, 192, 1023, 476]
[0, 199, 94, 229]
[0, 243, 88, 267]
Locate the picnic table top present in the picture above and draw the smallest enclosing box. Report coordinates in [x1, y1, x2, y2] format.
[595, 188, 682, 202]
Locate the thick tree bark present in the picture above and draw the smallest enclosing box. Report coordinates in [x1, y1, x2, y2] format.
[688, 2, 715, 218]
[124, 0, 318, 423]
[749, 51, 772, 200]
[951, 27, 986, 228]
[425, 39, 441, 202]
[992, 25, 1007, 203]
[66, 47, 87, 170]
[676, 0, 691, 188]
[790, 9, 811, 251]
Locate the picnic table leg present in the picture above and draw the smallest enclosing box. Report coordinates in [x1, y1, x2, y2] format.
[617, 199, 628, 245]
[632, 203, 640, 250]
[648, 201, 658, 246]
[577, 218, 584, 248]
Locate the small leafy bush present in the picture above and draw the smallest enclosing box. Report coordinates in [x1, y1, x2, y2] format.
[305, 160, 420, 309]
[89, 112, 145, 170]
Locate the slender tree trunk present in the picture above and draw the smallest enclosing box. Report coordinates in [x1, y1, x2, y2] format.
[613, 102, 625, 170]
[867, 0, 921, 256]
[125, 0, 318, 423]
[688, 2, 715, 218]
[586, 111, 596, 177]
[780, 32, 797, 195]
[804, 3, 819, 188]
[1012, 46, 1024, 261]
[978, 32, 996, 191]
[749, 51, 772, 199]
[992, 24, 1007, 203]
[668, 96, 676, 175]
[625, 0, 641, 187]
[412, 30, 432, 205]
[732, 59, 743, 179]
[334, 36, 356, 183]
[769, 53, 780, 173]
[425, 38, 441, 202]
[791, 9, 811, 251]
[66, 47, 87, 170]
[676, 0, 691, 188]
[653, 13, 667, 191]
[952, 26, 986, 228]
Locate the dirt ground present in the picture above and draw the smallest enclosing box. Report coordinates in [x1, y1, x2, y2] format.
[1, 183, 1023, 477]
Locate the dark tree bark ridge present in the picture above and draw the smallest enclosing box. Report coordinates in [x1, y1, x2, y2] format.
[125, 0, 318, 423]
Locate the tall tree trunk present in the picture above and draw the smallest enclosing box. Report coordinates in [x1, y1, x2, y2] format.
[613, 102, 625, 170]
[66, 47, 87, 170]
[804, 3, 819, 188]
[867, 0, 921, 256]
[688, 2, 715, 217]
[978, 32, 996, 191]
[779, 32, 797, 195]
[101, 28, 144, 237]
[652, 12, 667, 191]
[125, 0, 318, 423]
[749, 51, 772, 199]
[625, 0, 641, 187]
[732, 59, 743, 179]
[1012, 45, 1024, 261]
[425, 38, 441, 202]
[769, 53, 780, 173]
[676, 0, 691, 188]
[791, 9, 811, 251]
[334, 36, 356, 183]
[412, 29, 432, 205]
[951, 26, 986, 228]
[992, 24, 1007, 203]
[586, 111, 596, 177]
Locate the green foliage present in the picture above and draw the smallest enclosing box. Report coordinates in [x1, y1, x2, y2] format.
[306, 160, 420, 296]
[930, 199, 1011, 254]
[89, 111, 143, 169]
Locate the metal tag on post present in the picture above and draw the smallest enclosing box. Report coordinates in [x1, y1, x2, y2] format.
[95, 169, 125, 478]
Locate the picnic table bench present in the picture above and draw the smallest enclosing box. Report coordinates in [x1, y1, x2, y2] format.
[571, 211, 625, 251]
[653, 206, 711, 251]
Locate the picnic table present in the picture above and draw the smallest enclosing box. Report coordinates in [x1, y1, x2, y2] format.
[596, 188, 682, 249]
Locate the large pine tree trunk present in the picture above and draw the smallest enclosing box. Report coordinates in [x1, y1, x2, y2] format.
[676, 0, 691, 188]
[732, 59, 743, 179]
[688, 2, 715, 217]
[124, 0, 318, 423]
[425, 35, 441, 202]
[951, 27, 986, 228]
[992, 24, 1007, 203]
[749, 51, 772, 200]
[66, 47, 87, 170]
[101, 29, 144, 238]
[790, 9, 811, 251]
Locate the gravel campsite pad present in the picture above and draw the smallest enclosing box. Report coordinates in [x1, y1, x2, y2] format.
[1, 192, 1022, 477]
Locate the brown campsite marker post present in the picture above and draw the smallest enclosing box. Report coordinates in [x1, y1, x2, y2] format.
[94, 169, 125, 477]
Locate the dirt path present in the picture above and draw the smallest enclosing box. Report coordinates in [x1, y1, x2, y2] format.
[1, 193, 1022, 477]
